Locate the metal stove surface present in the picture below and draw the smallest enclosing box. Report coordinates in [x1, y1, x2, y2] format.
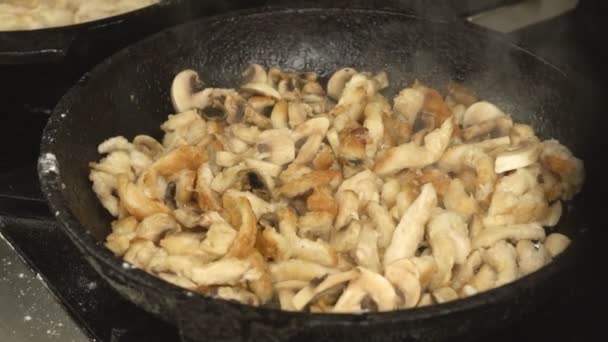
[1, 1, 605, 341]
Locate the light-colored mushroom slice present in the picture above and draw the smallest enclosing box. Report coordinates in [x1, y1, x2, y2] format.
[332, 281, 367, 313]
[472, 223, 545, 249]
[540, 139, 585, 200]
[541, 201, 562, 227]
[443, 178, 479, 221]
[243, 158, 282, 178]
[459, 284, 479, 298]
[334, 190, 360, 229]
[461, 116, 513, 141]
[331, 74, 375, 123]
[294, 117, 329, 139]
[278, 170, 340, 198]
[468, 264, 496, 292]
[214, 286, 260, 306]
[215, 150, 242, 168]
[275, 280, 310, 290]
[123, 240, 166, 270]
[225, 190, 274, 219]
[438, 144, 496, 202]
[367, 201, 396, 249]
[116, 175, 170, 220]
[380, 178, 400, 208]
[473, 136, 511, 152]
[200, 222, 238, 257]
[483, 240, 517, 287]
[256, 128, 296, 165]
[516, 240, 550, 276]
[241, 64, 268, 85]
[247, 251, 273, 304]
[384, 183, 437, 267]
[270, 99, 288, 129]
[172, 169, 196, 206]
[417, 293, 434, 307]
[393, 87, 425, 125]
[354, 223, 382, 273]
[330, 220, 362, 253]
[544, 233, 571, 258]
[210, 162, 247, 193]
[292, 270, 359, 310]
[170, 69, 210, 113]
[427, 211, 470, 290]
[343, 267, 399, 312]
[288, 101, 310, 128]
[90, 150, 133, 179]
[195, 163, 221, 211]
[298, 211, 335, 241]
[327, 67, 357, 100]
[462, 101, 505, 127]
[293, 134, 324, 165]
[269, 259, 337, 282]
[278, 289, 298, 311]
[223, 195, 257, 259]
[337, 170, 381, 205]
[432, 287, 459, 304]
[190, 258, 260, 286]
[451, 249, 483, 290]
[105, 216, 138, 256]
[241, 82, 281, 100]
[469, 215, 484, 239]
[230, 123, 261, 144]
[385, 259, 422, 308]
[373, 117, 453, 175]
[307, 186, 338, 216]
[483, 168, 548, 227]
[152, 144, 207, 176]
[494, 143, 541, 173]
[135, 213, 179, 243]
[90, 170, 120, 216]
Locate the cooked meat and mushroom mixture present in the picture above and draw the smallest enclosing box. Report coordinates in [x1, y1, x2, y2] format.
[90, 65, 584, 312]
[0, 0, 158, 31]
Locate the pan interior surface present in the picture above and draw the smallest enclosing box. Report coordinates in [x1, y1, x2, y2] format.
[40, 9, 589, 330]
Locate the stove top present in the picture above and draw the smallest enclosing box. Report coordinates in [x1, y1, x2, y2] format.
[1, 1, 605, 341]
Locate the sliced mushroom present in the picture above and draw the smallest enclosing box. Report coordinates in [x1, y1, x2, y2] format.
[334, 190, 360, 230]
[238, 169, 271, 201]
[495, 143, 541, 173]
[189, 258, 260, 286]
[170, 69, 209, 113]
[327, 67, 357, 100]
[385, 258, 422, 308]
[116, 175, 170, 220]
[393, 87, 425, 125]
[373, 117, 453, 175]
[516, 240, 550, 276]
[384, 183, 437, 267]
[135, 213, 179, 243]
[241, 82, 281, 100]
[256, 128, 296, 166]
[292, 270, 359, 310]
[332, 281, 367, 313]
[462, 101, 505, 127]
[544, 233, 571, 258]
[106, 216, 138, 256]
[451, 249, 483, 290]
[278, 170, 340, 198]
[354, 222, 382, 273]
[367, 201, 396, 249]
[483, 240, 517, 287]
[330, 220, 362, 253]
[438, 144, 496, 202]
[468, 264, 496, 292]
[269, 259, 337, 282]
[241, 64, 268, 85]
[431, 287, 459, 304]
[472, 223, 545, 249]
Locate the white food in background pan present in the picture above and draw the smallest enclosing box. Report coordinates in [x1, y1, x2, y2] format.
[91, 64, 583, 313]
[0, 0, 159, 31]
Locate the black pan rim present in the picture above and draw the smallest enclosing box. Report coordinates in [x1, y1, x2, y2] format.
[39, 6, 577, 325]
